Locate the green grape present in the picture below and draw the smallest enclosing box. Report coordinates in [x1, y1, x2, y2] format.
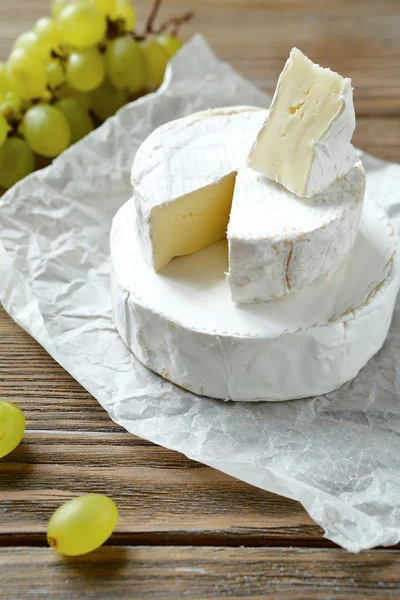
[34, 17, 60, 52]
[55, 97, 93, 143]
[106, 36, 146, 93]
[0, 91, 22, 119]
[66, 48, 105, 92]
[47, 494, 118, 556]
[0, 138, 35, 189]
[90, 78, 128, 121]
[57, 85, 91, 111]
[58, 1, 107, 48]
[21, 99, 35, 112]
[0, 115, 9, 148]
[52, 0, 78, 18]
[141, 38, 170, 87]
[7, 49, 48, 99]
[22, 104, 71, 158]
[0, 62, 12, 92]
[0, 400, 26, 458]
[46, 60, 66, 89]
[157, 34, 183, 57]
[13, 31, 51, 63]
[112, 0, 136, 30]
[91, 0, 116, 16]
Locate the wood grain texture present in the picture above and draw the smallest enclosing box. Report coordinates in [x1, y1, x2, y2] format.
[0, 0, 400, 597]
[0, 314, 321, 547]
[0, 429, 322, 546]
[1, 546, 400, 599]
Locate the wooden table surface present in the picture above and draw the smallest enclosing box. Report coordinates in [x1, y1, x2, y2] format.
[1, 0, 400, 598]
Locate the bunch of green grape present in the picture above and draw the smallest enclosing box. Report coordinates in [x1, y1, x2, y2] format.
[0, 0, 188, 191]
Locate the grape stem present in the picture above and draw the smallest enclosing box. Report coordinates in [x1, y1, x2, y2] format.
[106, 18, 127, 41]
[145, 0, 162, 34]
[144, 0, 194, 37]
[158, 12, 194, 36]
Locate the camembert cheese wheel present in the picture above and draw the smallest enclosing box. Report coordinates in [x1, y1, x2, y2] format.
[132, 106, 364, 303]
[111, 196, 398, 402]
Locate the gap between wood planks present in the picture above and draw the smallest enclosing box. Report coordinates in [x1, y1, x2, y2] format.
[0, 532, 349, 549]
[0, 531, 399, 551]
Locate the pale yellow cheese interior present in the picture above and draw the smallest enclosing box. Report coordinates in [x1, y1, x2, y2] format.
[249, 49, 346, 196]
[151, 173, 236, 272]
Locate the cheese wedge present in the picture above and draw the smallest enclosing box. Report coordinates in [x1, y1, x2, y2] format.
[111, 196, 399, 401]
[132, 106, 266, 271]
[228, 163, 365, 303]
[247, 48, 357, 198]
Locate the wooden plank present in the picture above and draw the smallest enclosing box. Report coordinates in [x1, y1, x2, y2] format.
[353, 118, 400, 162]
[0, 0, 399, 115]
[0, 430, 324, 546]
[1, 546, 400, 599]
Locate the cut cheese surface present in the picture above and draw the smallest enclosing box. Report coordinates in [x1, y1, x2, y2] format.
[111, 195, 399, 401]
[132, 106, 267, 271]
[247, 48, 357, 198]
[149, 174, 235, 272]
[228, 163, 365, 303]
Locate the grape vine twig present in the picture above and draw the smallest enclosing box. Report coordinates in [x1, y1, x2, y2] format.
[144, 0, 194, 37]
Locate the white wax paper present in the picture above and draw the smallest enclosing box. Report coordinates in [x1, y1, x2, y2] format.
[1, 36, 400, 552]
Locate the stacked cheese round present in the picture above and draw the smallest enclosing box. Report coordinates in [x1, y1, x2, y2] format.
[111, 195, 399, 401]
[228, 164, 364, 303]
[111, 45, 398, 402]
[131, 107, 365, 303]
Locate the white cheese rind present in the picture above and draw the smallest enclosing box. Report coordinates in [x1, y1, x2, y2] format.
[247, 48, 358, 198]
[306, 84, 357, 197]
[227, 163, 365, 303]
[111, 196, 399, 402]
[132, 106, 267, 270]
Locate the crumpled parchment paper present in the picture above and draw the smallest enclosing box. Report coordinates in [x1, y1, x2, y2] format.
[1, 36, 400, 553]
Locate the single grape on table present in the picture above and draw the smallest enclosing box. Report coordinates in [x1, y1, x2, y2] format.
[0, 400, 26, 459]
[47, 494, 119, 556]
[0, 0, 191, 191]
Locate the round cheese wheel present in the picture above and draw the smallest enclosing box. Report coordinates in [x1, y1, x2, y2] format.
[111, 196, 399, 401]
